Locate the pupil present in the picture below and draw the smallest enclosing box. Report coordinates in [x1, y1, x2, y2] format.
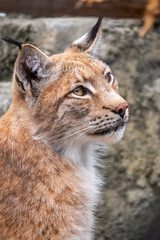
[107, 73, 112, 82]
[76, 88, 80, 92]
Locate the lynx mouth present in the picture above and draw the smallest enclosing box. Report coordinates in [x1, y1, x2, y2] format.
[89, 121, 125, 136]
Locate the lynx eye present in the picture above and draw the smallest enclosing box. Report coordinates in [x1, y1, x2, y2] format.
[105, 71, 114, 84]
[73, 86, 89, 96]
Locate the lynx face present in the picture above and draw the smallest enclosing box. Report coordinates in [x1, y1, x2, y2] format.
[11, 18, 128, 156]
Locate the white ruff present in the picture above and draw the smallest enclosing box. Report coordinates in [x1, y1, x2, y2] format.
[62, 136, 106, 191]
[62, 136, 96, 170]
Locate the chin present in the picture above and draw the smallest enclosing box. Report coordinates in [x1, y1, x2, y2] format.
[90, 125, 126, 145]
[100, 126, 125, 144]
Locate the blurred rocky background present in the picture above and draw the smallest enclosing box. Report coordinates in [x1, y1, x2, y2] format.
[0, 15, 160, 240]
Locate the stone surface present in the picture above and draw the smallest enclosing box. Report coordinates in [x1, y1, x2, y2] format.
[0, 16, 160, 240]
[0, 82, 11, 116]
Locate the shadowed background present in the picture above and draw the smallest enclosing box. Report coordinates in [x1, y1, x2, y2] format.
[0, 15, 160, 240]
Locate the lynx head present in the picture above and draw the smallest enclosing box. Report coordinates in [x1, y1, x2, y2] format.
[6, 18, 128, 160]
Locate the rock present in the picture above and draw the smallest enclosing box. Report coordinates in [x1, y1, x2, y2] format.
[0, 16, 160, 240]
[0, 82, 12, 117]
[136, 177, 147, 188]
[127, 189, 153, 204]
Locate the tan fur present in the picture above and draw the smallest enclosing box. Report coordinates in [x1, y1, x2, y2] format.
[0, 20, 128, 239]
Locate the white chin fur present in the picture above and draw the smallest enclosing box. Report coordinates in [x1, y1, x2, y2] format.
[61, 126, 125, 167]
[90, 126, 125, 145]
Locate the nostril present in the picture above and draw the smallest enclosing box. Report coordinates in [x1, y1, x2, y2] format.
[115, 102, 128, 118]
[118, 108, 124, 116]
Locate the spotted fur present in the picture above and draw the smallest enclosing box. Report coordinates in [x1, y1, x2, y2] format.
[0, 18, 128, 239]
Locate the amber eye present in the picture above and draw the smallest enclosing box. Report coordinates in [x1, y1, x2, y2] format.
[73, 86, 89, 96]
[105, 71, 113, 84]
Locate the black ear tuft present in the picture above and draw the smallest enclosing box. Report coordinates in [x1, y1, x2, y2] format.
[1, 37, 22, 49]
[88, 17, 103, 44]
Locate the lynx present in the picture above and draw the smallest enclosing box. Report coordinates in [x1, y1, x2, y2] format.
[0, 18, 128, 239]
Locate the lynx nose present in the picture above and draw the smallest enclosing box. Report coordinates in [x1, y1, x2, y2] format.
[115, 102, 128, 118]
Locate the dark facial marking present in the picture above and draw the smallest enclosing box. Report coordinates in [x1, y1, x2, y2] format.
[15, 74, 25, 92]
[89, 121, 125, 136]
[91, 118, 97, 122]
[102, 106, 110, 110]
[91, 119, 121, 128]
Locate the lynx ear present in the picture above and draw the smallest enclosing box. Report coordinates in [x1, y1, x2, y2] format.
[67, 18, 102, 55]
[15, 44, 53, 96]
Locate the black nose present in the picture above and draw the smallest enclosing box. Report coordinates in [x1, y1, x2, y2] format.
[115, 102, 128, 118]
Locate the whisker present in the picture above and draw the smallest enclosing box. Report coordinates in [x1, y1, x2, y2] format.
[64, 125, 96, 151]
[52, 123, 89, 139]
[52, 124, 92, 145]
[128, 115, 134, 120]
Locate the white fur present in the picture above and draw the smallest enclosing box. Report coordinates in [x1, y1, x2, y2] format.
[85, 82, 96, 94]
[71, 93, 91, 99]
[61, 136, 103, 240]
[73, 32, 89, 46]
[63, 136, 95, 169]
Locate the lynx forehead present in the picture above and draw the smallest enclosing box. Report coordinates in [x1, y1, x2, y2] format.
[0, 18, 128, 239]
